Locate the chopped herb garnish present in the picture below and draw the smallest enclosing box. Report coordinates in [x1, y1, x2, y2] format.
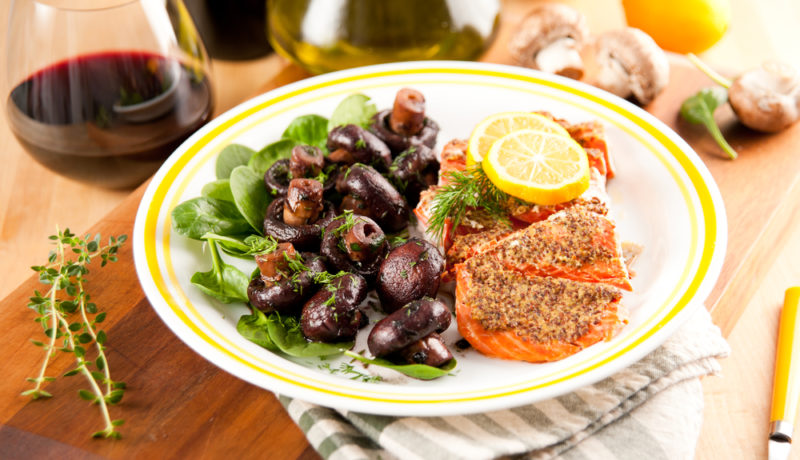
[334, 210, 358, 235]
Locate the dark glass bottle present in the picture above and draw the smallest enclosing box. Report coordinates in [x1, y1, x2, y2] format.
[186, 0, 272, 61]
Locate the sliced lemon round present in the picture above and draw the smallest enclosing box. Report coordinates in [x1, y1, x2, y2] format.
[483, 129, 590, 205]
[466, 111, 570, 166]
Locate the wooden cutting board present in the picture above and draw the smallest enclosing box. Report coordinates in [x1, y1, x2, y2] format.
[3, 20, 800, 459]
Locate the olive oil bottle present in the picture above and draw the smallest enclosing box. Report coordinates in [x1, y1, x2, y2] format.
[267, 0, 501, 74]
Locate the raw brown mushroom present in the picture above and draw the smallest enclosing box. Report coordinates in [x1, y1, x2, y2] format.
[509, 3, 589, 80]
[728, 61, 800, 133]
[589, 28, 669, 105]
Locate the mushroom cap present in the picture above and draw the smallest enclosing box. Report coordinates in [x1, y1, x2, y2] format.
[592, 28, 669, 105]
[729, 61, 800, 133]
[509, 3, 589, 71]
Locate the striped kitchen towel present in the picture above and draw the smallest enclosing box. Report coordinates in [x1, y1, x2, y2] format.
[280, 307, 730, 460]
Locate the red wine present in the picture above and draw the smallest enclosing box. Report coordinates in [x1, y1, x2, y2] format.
[7, 51, 213, 188]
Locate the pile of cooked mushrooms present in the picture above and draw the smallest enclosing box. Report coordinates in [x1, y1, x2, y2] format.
[509, 3, 669, 106]
[250, 88, 455, 368]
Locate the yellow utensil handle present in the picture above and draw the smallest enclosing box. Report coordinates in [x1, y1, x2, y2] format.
[771, 287, 800, 424]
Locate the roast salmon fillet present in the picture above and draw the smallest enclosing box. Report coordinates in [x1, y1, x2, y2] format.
[454, 206, 631, 362]
[455, 260, 626, 362]
[480, 206, 633, 291]
[415, 114, 632, 362]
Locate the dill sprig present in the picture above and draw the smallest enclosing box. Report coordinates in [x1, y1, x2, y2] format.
[426, 166, 512, 241]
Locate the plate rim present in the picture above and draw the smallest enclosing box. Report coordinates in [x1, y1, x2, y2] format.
[133, 60, 727, 416]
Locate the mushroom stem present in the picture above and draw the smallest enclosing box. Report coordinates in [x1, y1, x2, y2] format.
[390, 88, 426, 136]
[328, 148, 355, 164]
[284, 179, 323, 226]
[535, 37, 584, 79]
[593, 54, 631, 99]
[343, 219, 385, 262]
[255, 243, 296, 281]
[687, 53, 732, 88]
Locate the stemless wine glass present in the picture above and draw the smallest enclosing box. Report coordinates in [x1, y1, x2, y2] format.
[5, 0, 214, 188]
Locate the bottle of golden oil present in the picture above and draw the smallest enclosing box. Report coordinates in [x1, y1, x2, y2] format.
[267, 0, 501, 74]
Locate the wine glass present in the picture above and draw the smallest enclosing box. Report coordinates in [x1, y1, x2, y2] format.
[4, 0, 214, 188]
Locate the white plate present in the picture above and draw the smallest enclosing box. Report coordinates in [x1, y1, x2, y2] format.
[133, 61, 727, 416]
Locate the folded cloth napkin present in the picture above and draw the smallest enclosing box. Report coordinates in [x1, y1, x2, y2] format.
[279, 306, 730, 460]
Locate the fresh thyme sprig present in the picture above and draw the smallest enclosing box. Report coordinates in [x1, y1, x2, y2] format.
[24, 228, 127, 439]
[426, 165, 513, 241]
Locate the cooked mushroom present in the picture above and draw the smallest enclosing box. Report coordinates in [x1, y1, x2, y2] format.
[263, 194, 337, 250]
[264, 159, 291, 196]
[336, 164, 409, 233]
[728, 61, 800, 132]
[377, 238, 445, 314]
[248, 249, 327, 315]
[289, 145, 325, 179]
[589, 28, 669, 105]
[265, 154, 335, 197]
[300, 273, 368, 342]
[320, 213, 388, 283]
[389, 145, 439, 206]
[508, 3, 589, 80]
[370, 89, 440, 155]
[326, 124, 392, 171]
[283, 178, 324, 227]
[367, 297, 451, 359]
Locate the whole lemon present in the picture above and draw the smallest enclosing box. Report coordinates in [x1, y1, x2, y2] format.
[621, 0, 731, 54]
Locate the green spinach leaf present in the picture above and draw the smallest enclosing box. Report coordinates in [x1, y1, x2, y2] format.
[201, 179, 234, 202]
[680, 87, 737, 159]
[230, 165, 270, 235]
[282, 114, 329, 151]
[172, 197, 251, 240]
[266, 314, 353, 357]
[237, 308, 278, 351]
[190, 240, 249, 303]
[249, 139, 296, 176]
[327, 94, 377, 131]
[343, 351, 456, 380]
[202, 232, 278, 257]
[216, 144, 257, 179]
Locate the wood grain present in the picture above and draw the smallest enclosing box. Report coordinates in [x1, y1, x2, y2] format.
[3, 0, 800, 458]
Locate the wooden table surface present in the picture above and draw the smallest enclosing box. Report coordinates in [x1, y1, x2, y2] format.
[3, 0, 800, 458]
